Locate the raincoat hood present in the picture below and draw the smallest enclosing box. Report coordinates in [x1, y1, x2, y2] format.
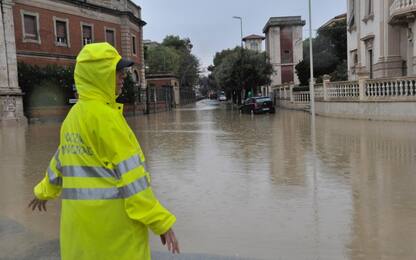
[74, 42, 121, 104]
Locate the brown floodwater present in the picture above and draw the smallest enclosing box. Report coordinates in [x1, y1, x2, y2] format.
[1, 99, 416, 259]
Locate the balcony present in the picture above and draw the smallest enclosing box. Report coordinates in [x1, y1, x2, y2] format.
[390, 0, 416, 24]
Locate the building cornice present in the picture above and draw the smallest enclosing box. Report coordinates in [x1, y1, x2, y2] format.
[57, 0, 146, 26]
[17, 50, 77, 60]
[263, 16, 306, 33]
[360, 34, 375, 42]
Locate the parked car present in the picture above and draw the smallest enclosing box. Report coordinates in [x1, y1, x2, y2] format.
[240, 96, 275, 114]
[219, 95, 227, 101]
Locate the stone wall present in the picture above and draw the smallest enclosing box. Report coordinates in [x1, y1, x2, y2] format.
[315, 101, 416, 121]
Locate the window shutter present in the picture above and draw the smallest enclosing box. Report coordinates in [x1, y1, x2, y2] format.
[24, 15, 37, 39]
[106, 30, 115, 46]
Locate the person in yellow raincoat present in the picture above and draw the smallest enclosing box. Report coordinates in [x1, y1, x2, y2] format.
[28, 42, 180, 259]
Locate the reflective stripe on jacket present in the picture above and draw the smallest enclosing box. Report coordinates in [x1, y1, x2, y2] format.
[34, 43, 176, 260]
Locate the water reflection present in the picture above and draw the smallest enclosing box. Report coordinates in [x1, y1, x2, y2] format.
[1, 100, 416, 259]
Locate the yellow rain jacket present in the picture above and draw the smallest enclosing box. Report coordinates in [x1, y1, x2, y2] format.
[33, 42, 176, 260]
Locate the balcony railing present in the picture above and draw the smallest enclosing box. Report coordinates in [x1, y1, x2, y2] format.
[390, 0, 416, 21]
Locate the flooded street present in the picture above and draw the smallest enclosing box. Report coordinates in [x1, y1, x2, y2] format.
[1, 99, 416, 259]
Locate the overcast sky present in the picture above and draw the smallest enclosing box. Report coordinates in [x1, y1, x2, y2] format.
[134, 0, 346, 73]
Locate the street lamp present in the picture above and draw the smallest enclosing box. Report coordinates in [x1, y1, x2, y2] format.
[232, 16, 243, 48]
[145, 65, 150, 114]
[308, 0, 315, 116]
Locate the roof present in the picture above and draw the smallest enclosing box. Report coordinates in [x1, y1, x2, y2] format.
[242, 34, 266, 41]
[318, 13, 347, 31]
[263, 16, 306, 33]
[143, 40, 160, 46]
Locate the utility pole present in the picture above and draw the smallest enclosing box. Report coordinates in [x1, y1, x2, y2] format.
[308, 0, 315, 116]
[232, 16, 244, 104]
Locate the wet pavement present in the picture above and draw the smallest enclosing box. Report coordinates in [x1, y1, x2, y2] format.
[1, 99, 416, 259]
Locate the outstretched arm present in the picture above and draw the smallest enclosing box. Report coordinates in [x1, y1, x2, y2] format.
[29, 149, 63, 211]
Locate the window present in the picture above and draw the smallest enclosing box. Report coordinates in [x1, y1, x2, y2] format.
[132, 34, 137, 55]
[367, 0, 373, 15]
[282, 50, 292, 63]
[82, 24, 93, 45]
[280, 27, 293, 64]
[368, 49, 373, 79]
[348, 0, 355, 29]
[350, 50, 358, 66]
[24, 15, 37, 40]
[363, 0, 373, 22]
[21, 11, 40, 43]
[54, 17, 70, 47]
[105, 28, 115, 46]
[402, 61, 407, 76]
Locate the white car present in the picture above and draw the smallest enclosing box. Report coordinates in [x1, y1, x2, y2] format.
[219, 95, 227, 101]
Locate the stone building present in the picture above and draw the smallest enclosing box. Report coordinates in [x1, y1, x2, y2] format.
[242, 34, 265, 52]
[347, 0, 416, 80]
[0, 0, 25, 125]
[263, 16, 305, 86]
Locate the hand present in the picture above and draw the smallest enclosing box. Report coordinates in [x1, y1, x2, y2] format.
[160, 228, 180, 254]
[28, 198, 47, 212]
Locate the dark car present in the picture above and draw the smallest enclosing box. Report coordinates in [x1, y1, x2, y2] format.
[240, 96, 275, 114]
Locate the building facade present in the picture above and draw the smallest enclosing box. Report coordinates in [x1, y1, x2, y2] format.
[263, 16, 305, 86]
[13, 0, 146, 86]
[242, 34, 265, 52]
[0, 0, 25, 125]
[347, 0, 416, 80]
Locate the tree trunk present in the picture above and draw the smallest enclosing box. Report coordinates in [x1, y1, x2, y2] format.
[237, 89, 242, 105]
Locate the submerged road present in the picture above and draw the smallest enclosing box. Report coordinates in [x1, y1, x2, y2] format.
[1, 99, 416, 259]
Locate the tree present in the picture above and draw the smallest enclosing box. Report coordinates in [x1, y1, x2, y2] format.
[198, 75, 218, 97]
[295, 20, 348, 85]
[146, 45, 180, 74]
[210, 47, 273, 104]
[145, 35, 200, 87]
[162, 35, 192, 52]
[17, 62, 75, 109]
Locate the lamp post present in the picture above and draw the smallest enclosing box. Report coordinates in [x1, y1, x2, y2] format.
[145, 65, 150, 114]
[232, 16, 244, 104]
[232, 16, 243, 48]
[308, 0, 315, 116]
